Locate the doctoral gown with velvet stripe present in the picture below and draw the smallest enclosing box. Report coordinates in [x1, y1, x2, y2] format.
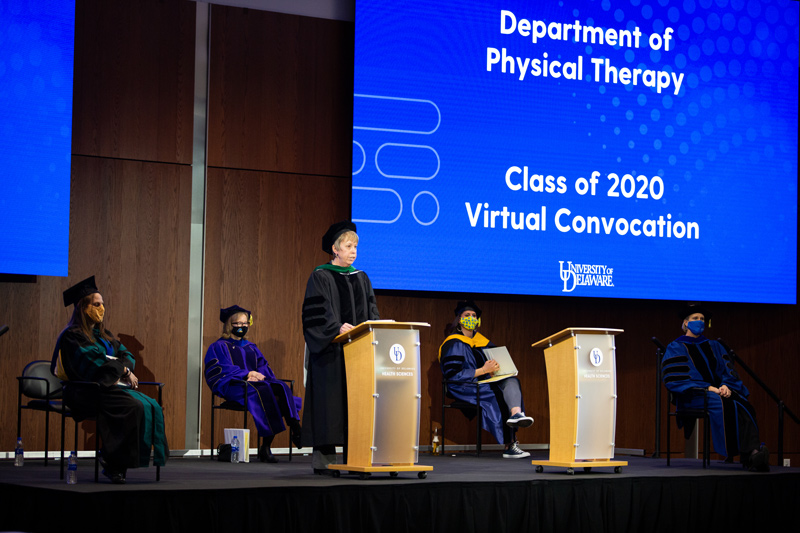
[439, 332, 518, 444]
[662, 335, 759, 458]
[301, 265, 379, 448]
[204, 337, 301, 437]
[53, 326, 168, 469]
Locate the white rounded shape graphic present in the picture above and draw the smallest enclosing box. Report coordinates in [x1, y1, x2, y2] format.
[389, 343, 406, 365]
[375, 143, 440, 180]
[352, 187, 403, 224]
[412, 191, 440, 226]
[352, 140, 366, 175]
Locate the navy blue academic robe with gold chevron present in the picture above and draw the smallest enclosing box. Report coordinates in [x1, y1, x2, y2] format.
[438, 332, 517, 444]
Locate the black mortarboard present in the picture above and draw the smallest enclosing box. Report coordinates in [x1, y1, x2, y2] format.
[454, 300, 482, 318]
[678, 302, 712, 321]
[321, 220, 357, 253]
[63, 276, 99, 307]
[220, 305, 251, 323]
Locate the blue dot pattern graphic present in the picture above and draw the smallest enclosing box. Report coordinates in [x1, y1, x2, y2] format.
[586, 0, 798, 207]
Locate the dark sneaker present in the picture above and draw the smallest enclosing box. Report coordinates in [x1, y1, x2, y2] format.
[502, 442, 531, 459]
[506, 412, 534, 428]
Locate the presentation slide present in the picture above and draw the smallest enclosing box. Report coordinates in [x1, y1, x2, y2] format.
[351, 0, 798, 304]
[0, 1, 75, 276]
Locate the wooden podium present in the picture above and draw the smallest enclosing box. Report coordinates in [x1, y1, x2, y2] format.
[328, 320, 433, 479]
[531, 327, 627, 474]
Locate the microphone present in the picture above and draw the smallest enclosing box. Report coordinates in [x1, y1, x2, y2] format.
[651, 337, 666, 351]
[0, 324, 9, 338]
[716, 338, 733, 352]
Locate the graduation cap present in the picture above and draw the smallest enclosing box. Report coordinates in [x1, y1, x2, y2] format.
[321, 220, 357, 253]
[454, 300, 482, 318]
[678, 302, 712, 322]
[220, 305, 251, 324]
[63, 276, 99, 307]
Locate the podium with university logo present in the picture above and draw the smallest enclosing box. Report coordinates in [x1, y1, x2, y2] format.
[328, 320, 433, 479]
[531, 327, 627, 474]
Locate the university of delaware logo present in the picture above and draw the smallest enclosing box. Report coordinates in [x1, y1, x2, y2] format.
[389, 343, 406, 365]
[559, 261, 615, 293]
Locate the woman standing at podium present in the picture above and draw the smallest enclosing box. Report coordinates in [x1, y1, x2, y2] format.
[439, 300, 534, 458]
[301, 221, 380, 474]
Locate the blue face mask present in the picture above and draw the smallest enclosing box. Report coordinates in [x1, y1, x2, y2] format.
[686, 320, 705, 335]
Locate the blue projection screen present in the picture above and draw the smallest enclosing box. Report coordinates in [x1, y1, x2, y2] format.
[351, 0, 798, 304]
[0, 1, 75, 276]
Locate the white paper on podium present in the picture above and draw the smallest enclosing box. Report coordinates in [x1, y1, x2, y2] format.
[223, 428, 250, 462]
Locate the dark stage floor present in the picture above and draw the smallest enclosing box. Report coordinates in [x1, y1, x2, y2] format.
[1, 451, 797, 489]
[2, 451, 799, 532]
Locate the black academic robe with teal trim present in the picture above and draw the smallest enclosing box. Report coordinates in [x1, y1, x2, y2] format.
[301, 266, 379, 448]
[53, 326, 168, 469]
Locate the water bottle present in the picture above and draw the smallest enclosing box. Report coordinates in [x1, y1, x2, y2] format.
[14, 438, 24, 467]
[231, 435, 240, 463]
[67, 451, 78, 484]
[432, 428, 440, 456]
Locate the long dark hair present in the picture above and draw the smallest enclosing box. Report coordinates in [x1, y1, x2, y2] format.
[67, 293, 115, 344]
[444, 316, 463, 337]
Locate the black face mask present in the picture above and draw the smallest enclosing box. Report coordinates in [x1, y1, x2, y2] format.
[232, 326, 248, 338]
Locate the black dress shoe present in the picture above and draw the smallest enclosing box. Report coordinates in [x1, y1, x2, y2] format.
[291, 429, 303, 450]
[102, 467, 126, 484]
[748, 445, 770, 472]
[313, 468, 335, 476]
[258, 445, 278, 463]
[100, 457, 126, 484]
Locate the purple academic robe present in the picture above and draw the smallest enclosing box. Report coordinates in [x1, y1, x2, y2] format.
[205, 337, 301, 437]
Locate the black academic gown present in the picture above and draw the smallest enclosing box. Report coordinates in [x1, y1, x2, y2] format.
[52, 326, 168, 469]
[301, 265, 379, 448]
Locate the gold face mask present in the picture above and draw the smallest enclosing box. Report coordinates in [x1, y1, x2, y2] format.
[86, 304, 105, 324]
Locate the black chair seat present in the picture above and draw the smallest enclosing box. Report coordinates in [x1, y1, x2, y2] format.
[25, 399, 68, 411]
[210, 378, 295, 462]
[666, 387, 711, 468]
[441, 379, 486, 456]
[218, 400, 248, 411]
[17, 360, 67, 466]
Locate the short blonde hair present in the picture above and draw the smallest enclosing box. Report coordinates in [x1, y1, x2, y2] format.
[333, 230, 359, 251]
[221, 312, 250, 339]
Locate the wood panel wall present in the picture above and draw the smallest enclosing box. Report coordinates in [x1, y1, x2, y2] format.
[1, 0, 797, 466]
[71, 0, 195, 164]
[207, 6, 354, 176]
[200, 167, 349, 449]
